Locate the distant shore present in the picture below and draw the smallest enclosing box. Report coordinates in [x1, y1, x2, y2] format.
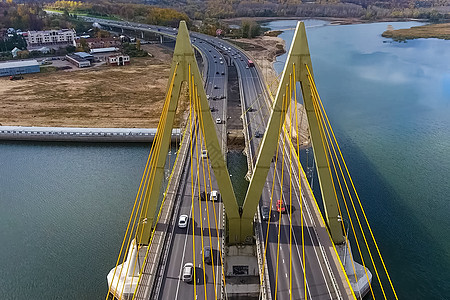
[382, 23, 450, 40]
[222, 16, 430, 26]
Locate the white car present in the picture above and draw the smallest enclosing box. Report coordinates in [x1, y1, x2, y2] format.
[216, 118, 222, 124]
[178, 215, 188, 228]
[182, 263, 194, 283]
[210, 190, 219, 201]
[201, 150, 208, 159]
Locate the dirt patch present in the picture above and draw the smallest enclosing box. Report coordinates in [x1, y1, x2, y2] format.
[227, 129, 245, 150]
[0, 44, 188, 128]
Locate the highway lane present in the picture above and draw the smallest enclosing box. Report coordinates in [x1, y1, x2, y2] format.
[153, 35, 228, 300]
[261, 147, 338, 299]
[157, 131, 224, 299]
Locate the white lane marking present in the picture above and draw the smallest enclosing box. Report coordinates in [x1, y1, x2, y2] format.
[174, 159, 201, 300]
[271, 156, 314, 299]
[278, 141, 336, 299]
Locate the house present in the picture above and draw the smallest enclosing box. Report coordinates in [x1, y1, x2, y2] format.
[11, 47, 20, 58]
[108, 55, 130, 66]
[74, 52, 94, 62]
[65, 54, 91, 68]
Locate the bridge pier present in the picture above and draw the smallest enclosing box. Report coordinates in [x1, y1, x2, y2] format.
[224, 245, 260, 298]
[107, 239, 146, 299]
[337, 242, 372, 299]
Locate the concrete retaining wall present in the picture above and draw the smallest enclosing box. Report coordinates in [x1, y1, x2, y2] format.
[0, 126, 182, 143]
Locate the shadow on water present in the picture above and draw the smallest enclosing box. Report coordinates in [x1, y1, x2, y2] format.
[301, 130, 450, 299]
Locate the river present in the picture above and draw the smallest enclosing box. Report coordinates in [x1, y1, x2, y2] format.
[267, 19, 450, 299]
[0, 20, 449, 299]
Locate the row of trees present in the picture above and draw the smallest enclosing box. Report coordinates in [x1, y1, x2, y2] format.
[0, 2, 91, 32]
[46, 0, 191, 27]
[166, 0, 449, 20]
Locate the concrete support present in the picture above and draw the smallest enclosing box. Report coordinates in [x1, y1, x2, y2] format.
[224, 245, 260, 298]
[107, 239, 147, 299]
[336, 242, 372, 299]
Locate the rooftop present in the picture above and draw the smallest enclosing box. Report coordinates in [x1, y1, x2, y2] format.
[0, 60, 39, 69]
[67, 54, 90, 63]
[74, 52, 93, 59]
[90, 47, 119, 54]
[28, 29, 75, 34]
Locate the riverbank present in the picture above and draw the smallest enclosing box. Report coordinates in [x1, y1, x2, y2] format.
[0, 44, 188, 128]
[382, 22, 450, 40]
[223, 16, 431, 26]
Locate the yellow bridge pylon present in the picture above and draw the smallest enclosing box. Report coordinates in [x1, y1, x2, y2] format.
[138, 21, 344, 246]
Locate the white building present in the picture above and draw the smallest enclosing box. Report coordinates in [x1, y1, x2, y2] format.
[26, 29, 76, 48]
[108, 55, 130, 66]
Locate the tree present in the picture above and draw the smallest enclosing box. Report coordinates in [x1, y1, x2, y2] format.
[136, 39, 141, 51]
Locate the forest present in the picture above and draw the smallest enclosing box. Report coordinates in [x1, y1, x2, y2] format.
[122, 0, 449, 20]
[0, 1, 190, 32]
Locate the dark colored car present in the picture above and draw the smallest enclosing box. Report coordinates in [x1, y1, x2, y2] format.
[9, 75, 23, 80]
[200, 191, 208, 201]
[261, 206, 270, 221]
[202, 246, 212, 264]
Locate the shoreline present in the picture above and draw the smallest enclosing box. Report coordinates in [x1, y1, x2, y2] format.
[222, 16, 431, 26]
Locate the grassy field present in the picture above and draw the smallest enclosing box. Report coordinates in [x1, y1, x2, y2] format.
[0, 45, 189, 128]
[382, 23, 450, 41]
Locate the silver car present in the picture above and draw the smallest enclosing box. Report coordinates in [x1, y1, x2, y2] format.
[182, 263, 194, 283]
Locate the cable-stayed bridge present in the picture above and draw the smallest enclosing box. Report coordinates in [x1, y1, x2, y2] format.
[97, 19, 398, 300]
